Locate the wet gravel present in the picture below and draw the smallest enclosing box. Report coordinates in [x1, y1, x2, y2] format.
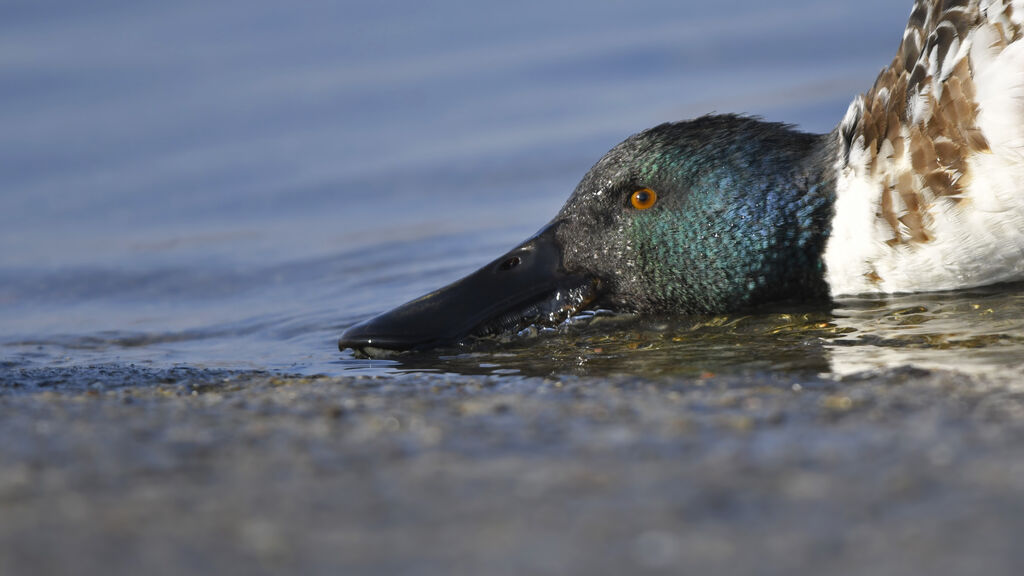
[1, 364, 1024, 575]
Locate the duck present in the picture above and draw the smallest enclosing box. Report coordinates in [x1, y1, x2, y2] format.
[340, 0, 1024, 352]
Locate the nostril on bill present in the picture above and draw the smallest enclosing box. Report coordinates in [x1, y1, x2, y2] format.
[499, 256, 522, 271]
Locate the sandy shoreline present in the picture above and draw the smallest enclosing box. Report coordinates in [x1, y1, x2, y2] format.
[1, 364, 1023, 575]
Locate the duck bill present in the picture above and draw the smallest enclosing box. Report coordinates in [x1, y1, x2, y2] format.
[339, 222, 597, 352]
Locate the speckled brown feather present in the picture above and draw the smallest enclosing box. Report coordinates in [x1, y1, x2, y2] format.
[839, 0, 1021, 251]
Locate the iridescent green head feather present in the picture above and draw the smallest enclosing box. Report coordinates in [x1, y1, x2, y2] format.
[556, 115, 835, 314]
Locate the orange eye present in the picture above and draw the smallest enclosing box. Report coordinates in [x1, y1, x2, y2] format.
[630, 188, 657, 210]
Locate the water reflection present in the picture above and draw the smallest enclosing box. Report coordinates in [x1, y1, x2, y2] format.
[338, 282, 1024, 381]
[827, 284, 1024, 378]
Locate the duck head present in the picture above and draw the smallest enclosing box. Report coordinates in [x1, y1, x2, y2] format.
[339, 115, 835, 352]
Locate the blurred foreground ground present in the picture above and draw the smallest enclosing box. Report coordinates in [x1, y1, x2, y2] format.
[1, 365, 1022, 575]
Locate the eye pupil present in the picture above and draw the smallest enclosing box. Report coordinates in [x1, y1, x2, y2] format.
[630, 188, 657, 210]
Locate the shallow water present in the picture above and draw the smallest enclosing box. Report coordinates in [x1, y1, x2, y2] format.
[6, 0, 1023, 385]
[339, 283, 1024, 381]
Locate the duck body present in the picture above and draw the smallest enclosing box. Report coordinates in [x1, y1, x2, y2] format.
[825, 0, 1024, 294]
[340, 0, 1024, 352]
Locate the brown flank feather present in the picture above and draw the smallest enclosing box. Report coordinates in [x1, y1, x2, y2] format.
[841, 0, 1021, 246]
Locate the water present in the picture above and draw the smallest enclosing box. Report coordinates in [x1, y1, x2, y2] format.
[5, 0, 1022, 383]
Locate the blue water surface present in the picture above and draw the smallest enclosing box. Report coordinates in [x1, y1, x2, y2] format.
[1, 1, 920, 376]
